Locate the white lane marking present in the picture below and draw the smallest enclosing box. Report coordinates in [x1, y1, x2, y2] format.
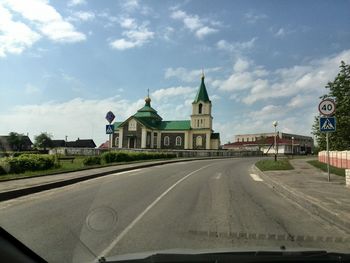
[98, 163, 213, 258]
[111, 169, 142, 176]
[250, 173, 263, 182]
[213, 173, 222, 180]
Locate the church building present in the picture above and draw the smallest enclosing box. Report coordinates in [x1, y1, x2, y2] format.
[112, 74, 220, 150]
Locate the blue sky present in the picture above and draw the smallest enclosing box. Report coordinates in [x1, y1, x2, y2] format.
[1, 0, 350, 145]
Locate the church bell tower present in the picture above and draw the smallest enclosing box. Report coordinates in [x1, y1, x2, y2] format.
[191, 73, 213, 130]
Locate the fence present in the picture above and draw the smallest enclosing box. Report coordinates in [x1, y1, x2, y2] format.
[49, 147, 263, 158]
[318, 151, 350, 169]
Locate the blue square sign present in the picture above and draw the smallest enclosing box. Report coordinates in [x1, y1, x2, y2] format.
[319, 117, 336, 132]
[106, 124, 114, 134]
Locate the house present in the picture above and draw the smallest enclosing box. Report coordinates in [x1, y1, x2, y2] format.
[50, 138, 96, 149]
[223, 132, 314, 154]
[65, 138, 96, 148]
[51, 140, 66, 148]
[0, 135, 33, 152]
[98, 141, 109, 149]
[111, 74, 220, 150]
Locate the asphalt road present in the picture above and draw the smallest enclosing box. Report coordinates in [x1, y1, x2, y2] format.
[0, 158, 349, 262]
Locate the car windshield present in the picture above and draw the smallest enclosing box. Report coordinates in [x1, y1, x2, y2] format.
[0, 0, 350, 262]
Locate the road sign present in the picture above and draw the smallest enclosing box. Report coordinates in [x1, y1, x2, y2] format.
[106, 124, 114, 134]
[320, 117, 336, 132]
[105, 111, 115, 123]
[318, 99, 336, 116]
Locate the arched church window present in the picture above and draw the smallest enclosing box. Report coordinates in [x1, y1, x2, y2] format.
[198, 103, 203, 114]
[175, 136, 182, 146]
[164, 136, 170, 146]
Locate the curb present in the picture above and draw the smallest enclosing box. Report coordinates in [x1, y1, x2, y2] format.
[0, 156, 235, 202]
[252, 165, 350, 234]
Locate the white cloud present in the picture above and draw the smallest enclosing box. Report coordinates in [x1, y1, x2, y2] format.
[287, 94, 314, 108]
[67, 0, 86, 7]
[214, 49, 350, 106]
[122, 0, 140, 12]
[119, 17, 137, 29]
[110, 38, 138, 50]
[165, 67, 221, 83]
[120, 0, 153, 16]
[0, 4, 41, 57]
[0, 97, 144, 146]
[244, 50, 350, 104]
[195, 26, 218, 39]
[274, 28, 286, 38]
[162, 26, 175, 41]
[24, 83, 40, 94]
[233, 58, 250, 72]
[110, 21, 154, 50]
[3, 0, 86, 43]
[244, 11, 268, 24]
[216, 38, 257, 54]
[151, 86, 195, 101]
[170, 9, 219, 39]
[67, 11, 95, 22]
[249, 104, 287, 120]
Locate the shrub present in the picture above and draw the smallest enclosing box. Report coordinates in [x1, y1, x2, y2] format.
[101, 151, 176, 164]
[1, 154, 55, 174]
[83, 156, 101, 166]
[11, 151, 41, 157]
[101, 152, 117, 163]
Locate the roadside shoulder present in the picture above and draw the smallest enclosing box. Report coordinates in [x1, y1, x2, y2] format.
[251, 164, 350, 234]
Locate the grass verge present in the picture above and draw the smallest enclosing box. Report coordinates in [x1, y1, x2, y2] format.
[307, 160, 345, 177]
[0, 157, 176, 181]
[255, 159, 294, 171]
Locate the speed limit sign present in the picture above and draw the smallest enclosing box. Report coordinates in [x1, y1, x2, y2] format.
[318, 99, 336, 116]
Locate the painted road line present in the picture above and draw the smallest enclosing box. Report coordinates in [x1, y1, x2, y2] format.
[98, 163, 214, 258]
[112, 169, 142, 176]
[250, 173, 263, 182]
[213, 173, 222, 180]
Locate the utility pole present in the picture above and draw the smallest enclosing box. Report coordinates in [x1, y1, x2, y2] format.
[273, 121, 278, 161]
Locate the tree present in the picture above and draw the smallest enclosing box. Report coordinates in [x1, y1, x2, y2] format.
[312, 61, 350, 150]
[7, 132, 25, 151]
[34, 132, 53, 150]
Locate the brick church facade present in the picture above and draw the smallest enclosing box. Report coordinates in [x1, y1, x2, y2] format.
[112, 74, 220, 150]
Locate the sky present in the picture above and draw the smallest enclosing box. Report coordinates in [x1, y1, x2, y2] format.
[1, 0, 350, 146]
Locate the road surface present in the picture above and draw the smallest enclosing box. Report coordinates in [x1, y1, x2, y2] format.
[0, 158, 348, 262]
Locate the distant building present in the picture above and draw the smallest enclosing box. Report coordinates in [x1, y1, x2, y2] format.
[51, 138, 96, 148]
[98, 141, 109, 149]
[111, 74, 220, 150]
[223, 132, 314, 154]
[51, 140, 66, 148]
[0, 135, 33, 152]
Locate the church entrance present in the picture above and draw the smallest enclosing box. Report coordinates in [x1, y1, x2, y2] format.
[128, 137, 136, 148]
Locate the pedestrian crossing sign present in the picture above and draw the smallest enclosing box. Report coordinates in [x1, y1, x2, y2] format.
[106, 124, 114, 134]
[319, 117, 336, 132]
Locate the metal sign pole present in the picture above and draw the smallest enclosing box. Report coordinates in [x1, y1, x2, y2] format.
[326, 132, 330, 182]
[109, 132, 112, 149]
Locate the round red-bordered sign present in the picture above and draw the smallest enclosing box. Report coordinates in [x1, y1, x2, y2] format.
[318, 99, 336, 116]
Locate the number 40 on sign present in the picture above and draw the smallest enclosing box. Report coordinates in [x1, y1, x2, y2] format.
[318, 99, 336, 116]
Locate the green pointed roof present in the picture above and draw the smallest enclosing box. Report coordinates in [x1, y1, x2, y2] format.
[193, 74, 211, 103]
[133, 97, 162, 120]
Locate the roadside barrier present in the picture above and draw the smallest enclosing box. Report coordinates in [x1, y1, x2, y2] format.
[318, 151, 350, 169]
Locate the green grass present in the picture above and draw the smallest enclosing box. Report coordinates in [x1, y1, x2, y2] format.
[307, 160, 345, 177]
[286, 155, 317, 160]
[0, 156, 177, 181]
[255, 159, 294, 171]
